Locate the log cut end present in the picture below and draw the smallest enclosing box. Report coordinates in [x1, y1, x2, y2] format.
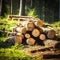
[15, 34, 24, 44]
[32, 28, 40, 37]
[39, 34, 46, 40]
[25, 33, 31, 39]
[26, 38, 35, 45]
[47, 30, 56, 39]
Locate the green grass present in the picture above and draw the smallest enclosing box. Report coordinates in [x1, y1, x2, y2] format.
[0, 48, 28, 60]
[0, 18, 18, 32]
[0, 42, 43, 60]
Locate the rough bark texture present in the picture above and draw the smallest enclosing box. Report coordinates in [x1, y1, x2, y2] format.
[15, 34, 23, 44]
[47, 29, 56, 39]
[27, 22, 35, 31]
[7, 18, 58, 46]
[19, 0, 26, 16]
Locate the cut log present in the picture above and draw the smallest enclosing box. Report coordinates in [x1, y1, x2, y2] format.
[16, 22, 22, 27]
[21, 27, 27, 34]
[29, 20, 34, 22]
[25, 33, 30, 38]
[27, 22, 35, 31]
[32, 28, 40, 37]
[34, 19, 43, 27]
[43, 23, 51, 27]
[39, 34, 46, 40]
[15, 33, 24, 44]
[26, 38, 35, 45]
[47, 29, 56, 39]
[12, 27, 17, 32]
[39, 27, 43, 33]
[13, 27, 21, 33]
[44, 40, 58, 47]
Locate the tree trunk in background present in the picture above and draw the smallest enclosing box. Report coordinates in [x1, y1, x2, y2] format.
[42, 0, 45, 22]
[11, 0, 12, 15]
[59, 0, 60, 20]
[31, 0, 35, 8]
[0, 0, 2, 15]
[1, 0, 6, 16]
[19, 0, 25, 16]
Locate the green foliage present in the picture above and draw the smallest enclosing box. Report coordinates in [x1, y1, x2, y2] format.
[25, 6, 38, 18]
[0, 18, 18, 32]
[0, 35, 43, 60]
[51, 21, 60, 35]
[0, 48, 26, 60]
[0, 43, 43, 60]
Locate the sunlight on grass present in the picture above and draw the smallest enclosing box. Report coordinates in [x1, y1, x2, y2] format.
[0, 47, 43, 60]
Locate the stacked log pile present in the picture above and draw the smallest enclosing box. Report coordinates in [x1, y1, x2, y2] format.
[9, 18, 59, 46]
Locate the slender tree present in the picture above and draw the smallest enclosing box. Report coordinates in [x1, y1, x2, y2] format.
[19, 0, 26, 16]
[11, 0, 12, 15]
[1, 0, 6, 16]
[59, 0, 60, 20]
[42, 0, 45, 22]
[31, 0, 35, 8]
[0, 0, 2, 15]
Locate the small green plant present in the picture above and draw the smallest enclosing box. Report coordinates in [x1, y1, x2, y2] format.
[0, 46, 43, 60]
[51, 21, 60, 35]
[25, 6, 38, 18]
[0, 18, 18, 32]
[27, 9, 38, 18]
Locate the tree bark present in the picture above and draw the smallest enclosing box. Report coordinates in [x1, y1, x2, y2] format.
[0, 0, 2, 15]
[11, 0, 12, 15]
[1, 0, 6, 16]
[27, 21, 35, 31]
[31, 0, 35, 8]
[19, 0, 26, 16]
[15, 35, 22, 44]
[47, 30, 56, 39]
[59, 0, 60, 20]
[34, 19, 43, 27]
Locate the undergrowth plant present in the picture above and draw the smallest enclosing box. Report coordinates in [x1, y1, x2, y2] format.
[25, 6, 38, 18]
[51, 21, 60, 35]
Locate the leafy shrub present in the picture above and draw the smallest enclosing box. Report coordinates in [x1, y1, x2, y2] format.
[25, 6, 38, 18]
[0, 46, 43, 60]
[0, 18, 18, 31]
[51, 21, 60, 35]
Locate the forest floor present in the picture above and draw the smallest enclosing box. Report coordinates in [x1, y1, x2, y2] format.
[0, 18, 60, 60]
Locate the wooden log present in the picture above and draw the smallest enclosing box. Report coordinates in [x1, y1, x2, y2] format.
[34, 19, 43, 27]
[12, 26, 21, 33]
[44, 39, 58, 47]
[12, 23, 23, 33]
[21, 27, 27, 34]
[32, 28, 40, 37]
[27, 21, 35, 31]
[15, 27, 21, 33]
[47, 29, 56, 39]
[39, 34, 46, 40]
[25, 33, 31, 39]
[26, 38, 35, 45]
[15, 33, 24, 44]
[39, 27, 43, 33]
[43, 23, 52, 27]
